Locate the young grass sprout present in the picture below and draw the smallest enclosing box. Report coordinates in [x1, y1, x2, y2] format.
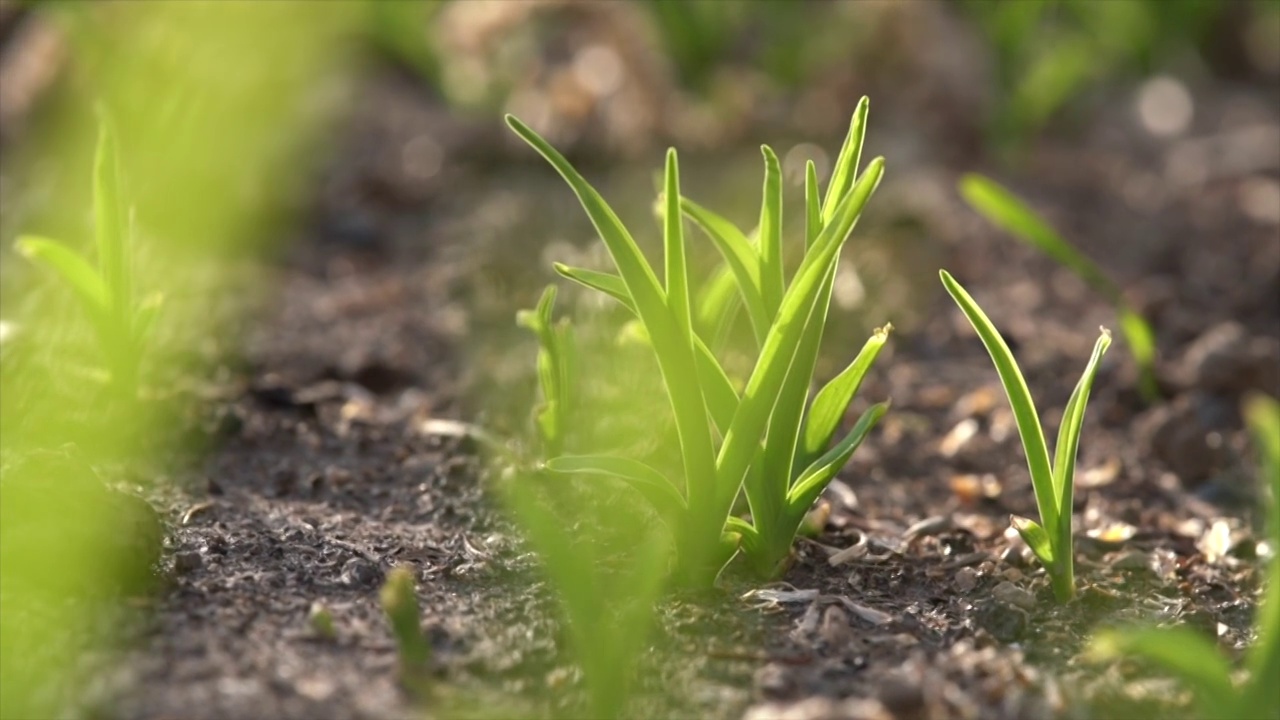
[1088, 395, 1279, 720]
[16, 110, 161, 397]
[958, 174, 1155, 401]
[940, 270, 1111, 602]
[508, 98, 890, 586]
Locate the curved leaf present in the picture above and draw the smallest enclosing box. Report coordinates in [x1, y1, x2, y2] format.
[758, 145, 784, 318]
[786, 400, 888, 513]
[16, 237, 109, 314]
[546, 455, 687, 522]
[940, 270, 1058, 538]
[801, 323, 892, 464]
[681, 197, 769, 343]
[1010, 515, 1055, 569]
[821, 97, 869, 223]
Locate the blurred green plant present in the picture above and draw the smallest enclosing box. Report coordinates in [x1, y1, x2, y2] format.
[962, 0, 1223, 159]
[517, 286, 576, 459]
[504, 474, 670, 719]
[508, 97, 890, 586]
[1088, 394, 1279, 720]
[16, 111, 160, 397]
[959, 174, 1158, 401]
[941, 270, 1111, 603]
[381, 566, 432, 697]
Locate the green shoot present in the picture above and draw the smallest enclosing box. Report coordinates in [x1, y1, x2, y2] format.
[517, 286, 576, 458]
[508, 97, 890, 586]
[941, 270, 1111, 602]
[15, 110, 161, 397]
[380, 566, 431, 692]
[1088, 395, 1279, 720]
[958, 174, 1155, 401]
[505, 476, 669, 719]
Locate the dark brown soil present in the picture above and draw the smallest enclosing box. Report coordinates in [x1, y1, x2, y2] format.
[6, 8, 1279, 719]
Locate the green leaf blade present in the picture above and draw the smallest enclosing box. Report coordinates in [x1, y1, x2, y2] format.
[546, 455, 687, 521]
[940, 270, 1058, 539]
[787, 400, 888, 514]
[758, 145, 784, 319]
[681, 197, 769, 343]
[16, 236, 110, 315]
[801, 323, 892, 464]
[663, 148, 692, 342]
[822, 97, 869, 224]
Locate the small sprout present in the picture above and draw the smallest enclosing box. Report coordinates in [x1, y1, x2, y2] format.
[941, 270, 1111, 602]
[308, 602, 336, 641]
[16, 108, 161, 397]
[1089, 397, 1278, 720]
[380, 566, 430, 686]
[959, 174, 1157, 401]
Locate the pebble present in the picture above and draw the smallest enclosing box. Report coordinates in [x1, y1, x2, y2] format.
[991, 581, 1036, 610]
[1177, 321, 1280, 396]
[953, 566, 979, 593]
[818, 605, 853, 646]
[340, 557, 383, 587]
[173, 550, 203, 574]
[753, 663, 796, 702]
[1135, 393, 1227, 484]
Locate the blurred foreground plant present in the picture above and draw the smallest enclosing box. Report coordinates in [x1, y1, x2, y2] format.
[16, 111, 160, 397]
[1089, 395, 1279, 720]
[959, 174, 1157, 401]
[508, 98, 890, 587]
[941, 270, 1111, 602]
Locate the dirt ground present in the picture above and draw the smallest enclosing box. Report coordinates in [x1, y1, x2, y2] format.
[3, 6, 1279, 719]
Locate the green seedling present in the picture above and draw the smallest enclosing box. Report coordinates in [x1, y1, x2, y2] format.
[1089, 395, 1279, 720]
[16, 110, 161, 396]
[959, 174, 1156, 401]
[380, 566, 431, 692]
[941, 270, 1111, 602]
[509, 97, 890, 585]
[308, 602, 336, 641]
[505, 477, 669, 719]
[517, 286, 576, 458]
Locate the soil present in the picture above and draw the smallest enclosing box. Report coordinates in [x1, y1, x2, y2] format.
[4, 6, 1280, 720]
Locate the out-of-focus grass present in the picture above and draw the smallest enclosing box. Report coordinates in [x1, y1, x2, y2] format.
[0, 3, 357, 718]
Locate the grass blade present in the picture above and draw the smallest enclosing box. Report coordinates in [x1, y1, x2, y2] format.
[555, 264, 635, 312]
[663, 149, 692, 341]
[1243, 394, 1280, 692]
[787, 401, 888, 512]
[940, 270, 1058, 538]
[94, 108, 128, 319]
[546, 455, 687, 520]
[804, 159, 821, 250]
[821, 97, 869, 224]
[758, 145, 784, 319]
[15, 237, 109, 313]
[1089, 628, 1236, 713]
[801, 324, 892, 465]
[694, 265, 741, 352]
[959, 173, 1158, 399]
[681, 197, 769, 343]
[1050, 328, 1111, 553]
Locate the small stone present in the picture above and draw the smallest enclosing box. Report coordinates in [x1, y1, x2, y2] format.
[753, 662, 795, 702]
[818, 605, 853, 646]
[340, 557, 382, 587]
[1178, 322, 1280, 396]
[991, 581, 1036, 610]
[173, 550, 203, 574]
[953, 566, 979, 593]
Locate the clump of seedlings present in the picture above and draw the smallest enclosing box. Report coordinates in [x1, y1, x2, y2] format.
[15, 110, 161, 397]
[941, 270, 1111, 602]
[380, 566, 431, 695]
[508, 97, 890, 587]
[959, 174, 1156, 400]
[1089, 394, 1279, 720]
